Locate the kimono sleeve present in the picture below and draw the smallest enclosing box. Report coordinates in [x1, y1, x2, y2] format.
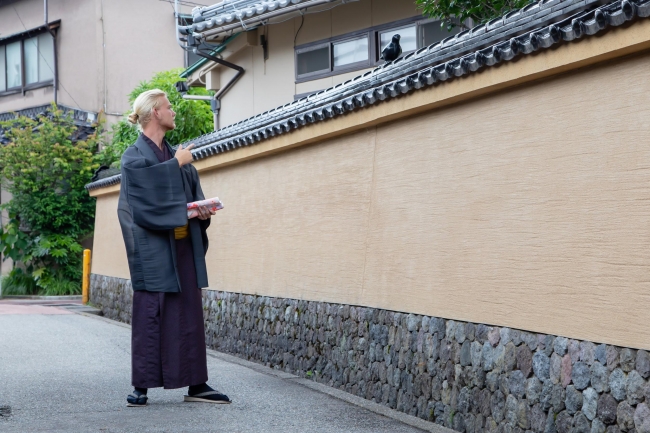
[122, 158, 188, 231]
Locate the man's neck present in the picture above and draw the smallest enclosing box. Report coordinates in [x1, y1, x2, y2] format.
[141, 126, 166, 149]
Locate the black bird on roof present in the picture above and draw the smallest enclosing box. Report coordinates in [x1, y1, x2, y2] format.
[381, 34, 402, 62]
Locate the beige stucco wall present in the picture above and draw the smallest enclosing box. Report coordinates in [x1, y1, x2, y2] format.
[89, 18, 650, 350]
[90, 192, 130, 279]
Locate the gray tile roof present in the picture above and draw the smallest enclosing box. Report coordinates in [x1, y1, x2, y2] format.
[86, 0, 650, 191]
[183, 0, 329, 34]
[0, 104, 97, 145]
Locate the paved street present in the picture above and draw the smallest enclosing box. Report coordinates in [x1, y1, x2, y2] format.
[0, 301, 439, 433]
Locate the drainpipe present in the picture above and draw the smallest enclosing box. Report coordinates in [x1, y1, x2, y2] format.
[45, 0, 57, 105]
[195, 50, 244, 130]
[174, 0, 244, 131]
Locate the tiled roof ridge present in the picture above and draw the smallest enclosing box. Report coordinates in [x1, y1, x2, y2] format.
[86, 0, 649, 191]
[189, 0, 305, 27]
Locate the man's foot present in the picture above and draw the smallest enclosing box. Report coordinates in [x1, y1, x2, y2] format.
[184, 383, 231, 404]
[126, 388, 148, 407]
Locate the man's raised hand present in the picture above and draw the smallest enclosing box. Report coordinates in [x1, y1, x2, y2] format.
[175, 143, 195, 167]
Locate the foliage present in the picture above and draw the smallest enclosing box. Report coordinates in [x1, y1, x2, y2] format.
[97, 68, 214, 167]
[415, 0, 532, 30]
[0, 106, 99, 295]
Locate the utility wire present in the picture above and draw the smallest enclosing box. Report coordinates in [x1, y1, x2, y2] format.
[12, 6, 83, 112]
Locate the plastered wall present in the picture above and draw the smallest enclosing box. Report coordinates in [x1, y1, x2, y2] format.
[91, 44, 650, 350]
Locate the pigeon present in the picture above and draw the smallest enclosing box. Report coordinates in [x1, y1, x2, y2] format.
[381, 34, 402, 62]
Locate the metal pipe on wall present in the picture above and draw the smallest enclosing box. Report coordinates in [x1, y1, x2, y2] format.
[44, 0, 57, 105]
[176, 0, 245, 131]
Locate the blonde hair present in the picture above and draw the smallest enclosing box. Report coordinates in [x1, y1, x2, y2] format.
[127, 89, 167, 128]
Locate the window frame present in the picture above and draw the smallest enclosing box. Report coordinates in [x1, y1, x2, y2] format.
[0, 23, 58, 98]
[331, 34, 370, 73]
[294, 16, 462, 83]
[295, 41, 332, 80]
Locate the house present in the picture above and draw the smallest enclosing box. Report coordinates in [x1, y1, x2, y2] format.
[177, 0, 460, 129]
[0, 0, 196, 275]
[88, 0, 650, 430]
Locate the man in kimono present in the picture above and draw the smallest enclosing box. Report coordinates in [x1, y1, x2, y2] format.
[117, 89, 230, 407]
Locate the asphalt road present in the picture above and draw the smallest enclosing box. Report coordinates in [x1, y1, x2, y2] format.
[0, 301, 440, 433]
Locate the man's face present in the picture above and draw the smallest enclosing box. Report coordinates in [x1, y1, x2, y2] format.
[154, 96, 176, 131]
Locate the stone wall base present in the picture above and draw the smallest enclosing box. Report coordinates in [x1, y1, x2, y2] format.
[90, 274, 650, 433]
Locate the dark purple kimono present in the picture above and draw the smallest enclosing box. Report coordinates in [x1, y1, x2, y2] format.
[128, 134, 208, 389]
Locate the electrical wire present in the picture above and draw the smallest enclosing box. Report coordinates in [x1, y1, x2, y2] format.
[294, 12, 304, 45]
[159, 0, 213, 8]
[12, 6, 83, 112]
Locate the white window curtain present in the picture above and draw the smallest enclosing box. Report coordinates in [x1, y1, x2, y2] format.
[380, 25, 417, 54]
[0, 45, 6, 92]
[333, 37, 368, 67]
[6, 41, 21, 89]
[24, 36, 39, 85]
[37, 33, 54, 82]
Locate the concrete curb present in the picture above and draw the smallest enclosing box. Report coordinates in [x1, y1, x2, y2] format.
[0, 295, 82, 300]
[76, 311, 455, 433]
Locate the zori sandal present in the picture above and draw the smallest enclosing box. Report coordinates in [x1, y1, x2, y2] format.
[184, 390, 231, 404]
[126, 390, 148, 407]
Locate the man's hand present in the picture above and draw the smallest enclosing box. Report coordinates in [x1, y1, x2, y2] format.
[175, 143, 195, 167]
[197, 206, 216, 220]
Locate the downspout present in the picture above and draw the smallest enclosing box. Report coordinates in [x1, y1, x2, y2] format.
[45, 0, 57, 105]
[175, 0, 244, 131]
[195, 51, 244, 130]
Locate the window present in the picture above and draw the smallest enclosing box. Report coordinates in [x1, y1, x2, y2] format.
[296, 44, 330, 77]
[1, 31, 55, 94]
[5, 42, 21, 89]
[420, 21, 458, 47]
[379, 24, 417, 57]
[0, 46, 5, 92]
[295, 17, 460, 82]
[333, 36, 368, 69]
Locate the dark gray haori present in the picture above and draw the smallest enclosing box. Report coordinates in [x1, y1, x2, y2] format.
[118, 134, 209, 389]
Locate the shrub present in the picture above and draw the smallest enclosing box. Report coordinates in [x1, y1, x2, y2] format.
[0, 105, 99, 295]
[97, 68, 214, 167]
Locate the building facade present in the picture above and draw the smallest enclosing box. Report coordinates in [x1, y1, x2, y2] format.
[180, 0, 459, 128]
[0, 0, 194, 275]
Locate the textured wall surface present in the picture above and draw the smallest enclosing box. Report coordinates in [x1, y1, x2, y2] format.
[91, 275, 650, 433]
[90, 192, 130, 280]
[202, 51, 650, 350]
[90, 50, 650, 350]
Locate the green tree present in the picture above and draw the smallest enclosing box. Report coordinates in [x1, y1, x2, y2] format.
[415, 0, 531, 30]
[0, 106, 99, 295]
[97, 68, 214, 167]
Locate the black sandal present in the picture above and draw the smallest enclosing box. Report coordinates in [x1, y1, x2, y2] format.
[184, 390, 231, 404]
[126, 389, 148, 407]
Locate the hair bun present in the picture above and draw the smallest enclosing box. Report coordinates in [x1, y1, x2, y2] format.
[127, 112, 139, 124]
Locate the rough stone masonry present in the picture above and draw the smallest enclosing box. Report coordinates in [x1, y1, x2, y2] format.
[91, 274, 650, 433]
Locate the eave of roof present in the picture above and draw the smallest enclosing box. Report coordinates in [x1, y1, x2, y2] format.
[86, 0, 650, 191]
[0, 20, 61, 45]
[179, 32, 241, 79]
[183, 0, 335, 40]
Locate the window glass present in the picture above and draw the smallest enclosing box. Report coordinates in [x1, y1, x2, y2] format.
[333, 36, 368, 67]
[0, 46, 5, 92]
[380, 25, 417, 55]
[6, 41, 21, 88]
[24, 36, 39, 84]
[297, 46, 329, 76]
[420, 21, 459, 48]
[38, 33, 54, 81]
